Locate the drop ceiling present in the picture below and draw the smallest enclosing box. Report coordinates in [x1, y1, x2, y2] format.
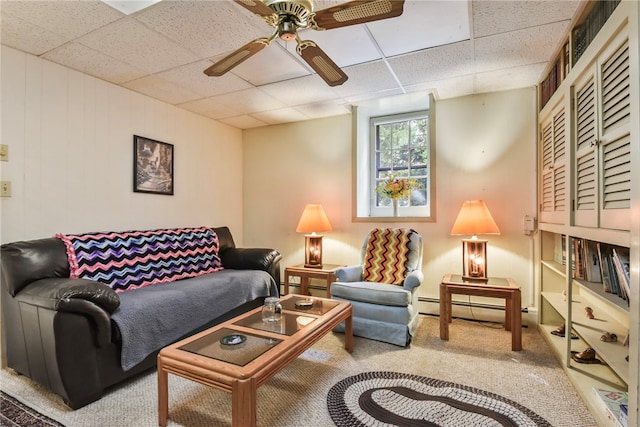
[1, 0, 582, 129]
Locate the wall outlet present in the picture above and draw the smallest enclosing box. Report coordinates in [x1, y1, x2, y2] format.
[0, 145, 7, 162]
[1, 181, 11, 197]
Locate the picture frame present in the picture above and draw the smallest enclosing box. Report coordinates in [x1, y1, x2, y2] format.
[133, 135, 174, 195]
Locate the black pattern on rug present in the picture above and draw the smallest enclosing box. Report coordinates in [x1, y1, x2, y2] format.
[0, 391, 64, 427]
[327, 371, 552, 427]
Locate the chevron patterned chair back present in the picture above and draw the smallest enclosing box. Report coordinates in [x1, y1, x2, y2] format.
[330, 228, 424, 347]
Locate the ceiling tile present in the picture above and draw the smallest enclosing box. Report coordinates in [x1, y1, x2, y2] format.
[180, 96, 243, 120]
[388, 40, 474, 85]
[259, 74, 343, 106]
[229, 44, 311, 86]
[420, 75, 475, 100]
[368, 1, 470, 57]
[197, 87, 287, 117]
[345, 88, 405, 104]
[219, 115, 269, 129]
[474, 21, 570, 73]
[294, 100, 351, 119]
[474, 63, 546, 94]
[123, 74, 201, 104]
[0, 13, 69, 56]
[285, 26, 382, 68]
[76, 17, 199, 74]
[135, 0, 270, 58]
[334, 61, 401, 98]
[473, 0, 581, 38]
[157, 60, 253, 97]
[1, 1, 123, 40]
[43, 42, 147, 84]
[251, 108, 309, 125]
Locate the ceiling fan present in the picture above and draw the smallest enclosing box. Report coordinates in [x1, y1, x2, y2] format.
[204, 0, 405, 86]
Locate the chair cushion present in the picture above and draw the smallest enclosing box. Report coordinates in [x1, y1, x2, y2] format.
[331, 281, 410, 307]
[362, 228, 415, 285]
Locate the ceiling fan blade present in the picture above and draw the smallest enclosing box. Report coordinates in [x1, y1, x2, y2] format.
[233, 0, 274, 17]
[204, 38, 271, 77]
[311, 0, 405, 30]
[297, 40, 348, 87]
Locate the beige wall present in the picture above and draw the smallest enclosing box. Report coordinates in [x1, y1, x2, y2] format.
[0, 44, 539, 313]
[0, 46, 245, 244]
[243, 88, 538, 312]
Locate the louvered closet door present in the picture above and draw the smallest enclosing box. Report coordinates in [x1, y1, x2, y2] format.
[598, 34, 631, 230]
[573, 71, 598, 227]
[539, 98, 567, 225]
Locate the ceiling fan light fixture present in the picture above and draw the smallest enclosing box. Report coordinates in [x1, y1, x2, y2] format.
[278, 19, 297, 41]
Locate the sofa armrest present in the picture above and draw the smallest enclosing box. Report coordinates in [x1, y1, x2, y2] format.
[220, 248, 282, 284]
[335, 265, 363, 282]
[403, 269, 424, 292]
[16, 278, 120, 313]
[15, 278, 120, 347]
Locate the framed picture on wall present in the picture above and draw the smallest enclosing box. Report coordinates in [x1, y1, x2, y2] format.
[133, 135, 174, 195]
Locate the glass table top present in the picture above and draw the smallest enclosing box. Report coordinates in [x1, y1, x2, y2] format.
[280, 295, 339, 315]
[234, 311, 317, 336]
[179, 327, 281, 366]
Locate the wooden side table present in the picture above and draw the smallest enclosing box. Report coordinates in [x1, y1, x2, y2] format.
[283, 264, 344, 298]
[439, 274, 522, 351]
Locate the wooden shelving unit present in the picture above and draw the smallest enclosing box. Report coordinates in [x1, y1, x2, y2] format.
[536, 2, 638, 425]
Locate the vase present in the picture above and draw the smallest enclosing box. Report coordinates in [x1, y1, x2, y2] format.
[392, 199, 399, 217]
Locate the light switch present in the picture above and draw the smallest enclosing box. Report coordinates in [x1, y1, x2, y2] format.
[0, 145, 7, 162]
[1, 181, 11, 197]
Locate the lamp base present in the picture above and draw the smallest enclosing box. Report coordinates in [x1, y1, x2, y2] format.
[461, 238, 487, 280]
[303, 234, 323, 269]
[304, 263, 323, 269]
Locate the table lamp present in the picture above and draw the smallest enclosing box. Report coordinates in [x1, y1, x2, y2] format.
[450, 200, 500, 280]
[296, 204, 333, 268]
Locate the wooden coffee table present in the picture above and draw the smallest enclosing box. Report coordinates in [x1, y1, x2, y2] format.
[157, 294, 352, 427]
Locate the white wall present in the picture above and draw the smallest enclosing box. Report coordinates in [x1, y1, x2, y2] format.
[0, 46, 245, 244]
[243, 88, 538, 313]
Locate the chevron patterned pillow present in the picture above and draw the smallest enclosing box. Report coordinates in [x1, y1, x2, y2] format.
[362, 228, 414, 285]
[56, 227, 223, 292]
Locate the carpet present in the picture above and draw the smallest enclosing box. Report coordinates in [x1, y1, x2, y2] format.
[0, 391, 64, 427]
[0, 316, 596, 426]
[327, 371, 551, 427]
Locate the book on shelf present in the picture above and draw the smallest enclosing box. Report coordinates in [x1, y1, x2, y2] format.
[592, 388, 628, 427]
[573, 238, 586, 280]
[566, 238, 630, 304]
[585, 240, 602, 282]
[612, 248, 631, 303]
[597, 242, 613, 293]
[620, 404, 628, 427]
[553, 233, 566, 266]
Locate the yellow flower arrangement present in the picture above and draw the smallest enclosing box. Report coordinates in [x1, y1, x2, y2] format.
[376, 175, 416, 200]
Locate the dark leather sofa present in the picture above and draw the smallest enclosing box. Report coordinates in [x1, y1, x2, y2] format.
[0, 226, 281, 409]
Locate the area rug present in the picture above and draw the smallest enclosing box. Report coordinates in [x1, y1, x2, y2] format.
[327, 371, 552, 427]
[0, 391, 64, 427]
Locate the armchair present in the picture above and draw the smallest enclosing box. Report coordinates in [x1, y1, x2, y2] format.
[330, 228, 424, 346]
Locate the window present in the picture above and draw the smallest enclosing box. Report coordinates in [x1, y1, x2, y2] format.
[371, 111, 429, 216]
[354, 93, 435, 221]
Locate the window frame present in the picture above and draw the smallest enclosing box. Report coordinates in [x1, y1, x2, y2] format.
[352, 93, 436, 222]
[369, 110, 430, 217]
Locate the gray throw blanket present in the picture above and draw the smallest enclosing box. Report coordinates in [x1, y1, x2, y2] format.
[111, 269, 277, 370]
